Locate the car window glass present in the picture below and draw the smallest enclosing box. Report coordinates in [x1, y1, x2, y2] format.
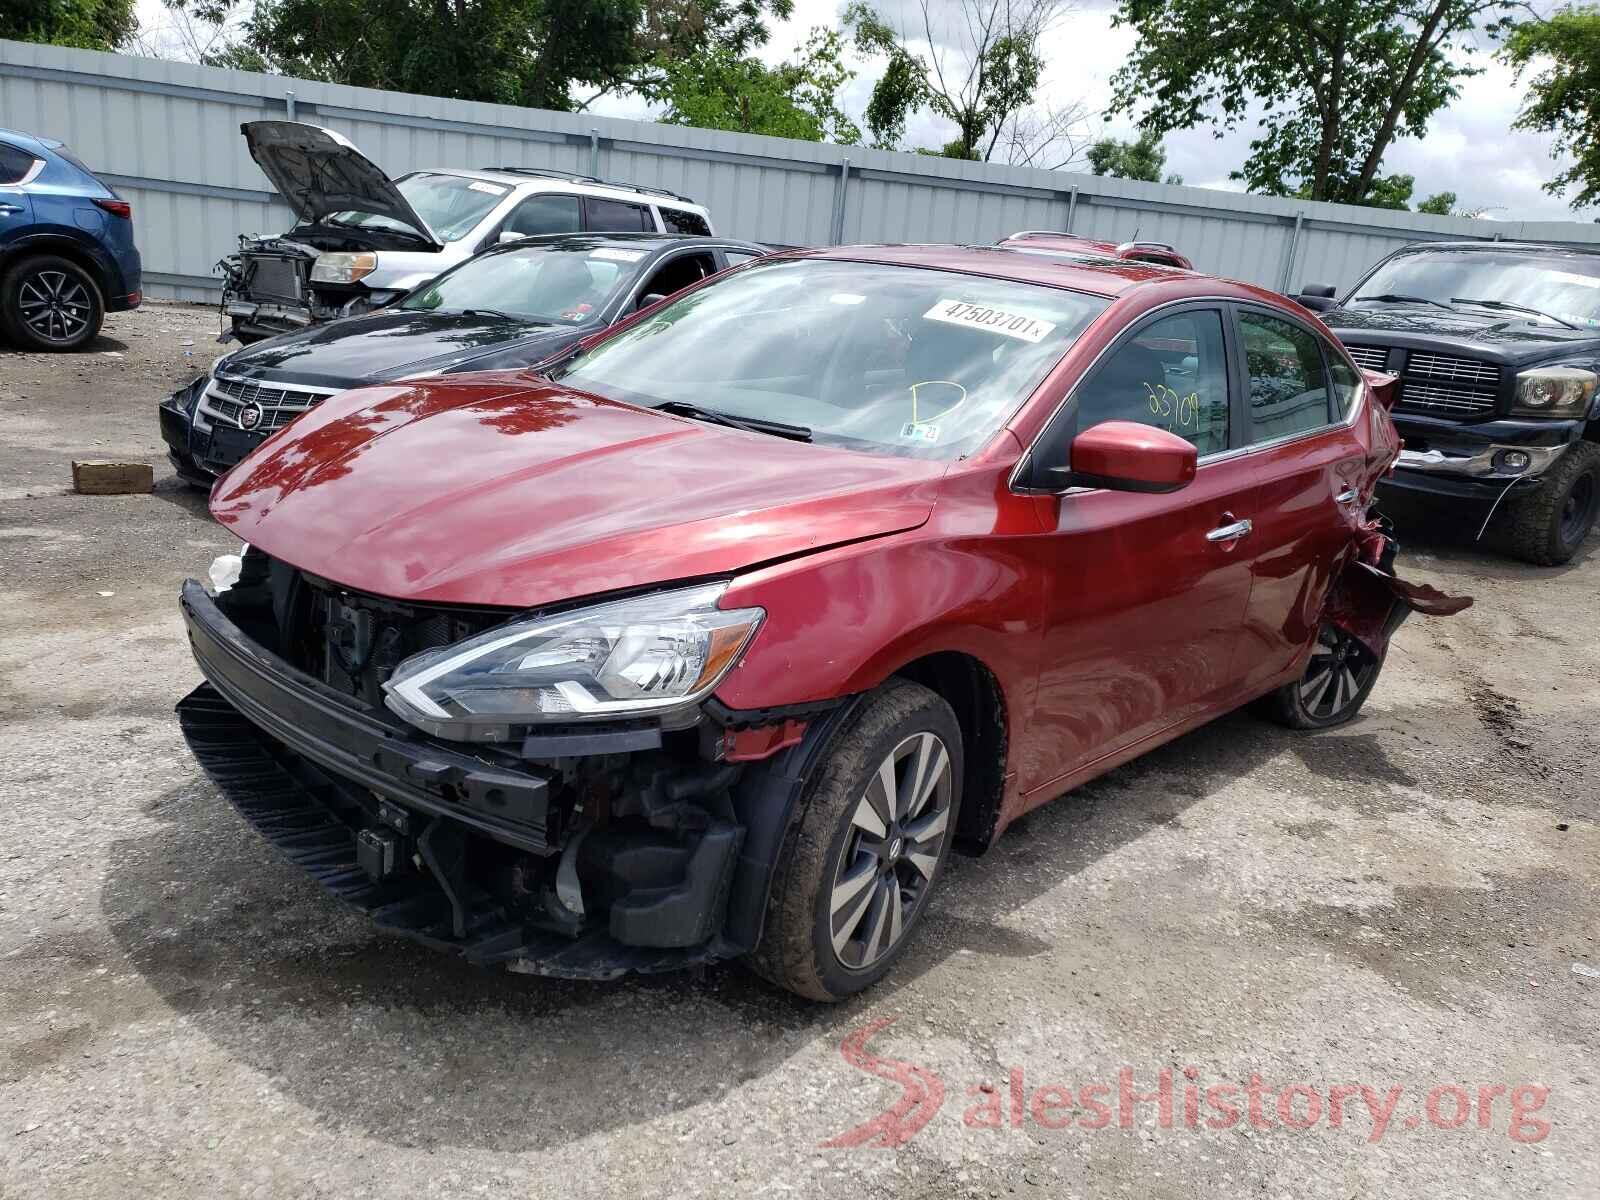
[507, 193, 581, 237]
[1328, 350, 1361, 419]
[585, 197, 653, 232]
[0, 143, 38, 185]
[1240, 310, 1332, 442]
[401, 246, 629, 324]
[1072, 310, 1230, 456]
[637, 253, 715, 303]
[659, 207, 711, 236]
[723, 250, 762, 266]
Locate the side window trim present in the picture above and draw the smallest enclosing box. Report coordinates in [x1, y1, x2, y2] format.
[1228, 301, 1343, 453]
[1018, 301, 1234, 490]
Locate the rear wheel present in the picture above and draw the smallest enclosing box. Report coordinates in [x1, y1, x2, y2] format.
[747, 679, 962, 1001]
[1264, 621, 1384, 730]
[1, 255, 104, 351]
[1499, 443, 1600, 566]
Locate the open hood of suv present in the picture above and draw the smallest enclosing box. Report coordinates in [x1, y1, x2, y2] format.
[242, 120, 441, 249]
[209, 374, 944, 609]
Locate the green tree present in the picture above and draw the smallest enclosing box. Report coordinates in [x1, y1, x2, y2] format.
[1416, 190, 1457, 214]
[167, 0, 791, 113]
[660, 29, 861, 143]
[1504, 6, 1600, 208]
[1108, 0, 1516, 204]
[845, 0, 1083, 165]
[2, 0, 135, 50]
[1086, 132, 1168, 181]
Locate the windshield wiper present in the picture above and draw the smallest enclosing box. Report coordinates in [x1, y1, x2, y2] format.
[458, 307, 534, 322]
[1450, 297, 1578, 329]
[1352, 293, 1457, 313]
[652, 400, 812, 442]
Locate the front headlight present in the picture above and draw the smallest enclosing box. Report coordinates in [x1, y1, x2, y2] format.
[311, 252, 378, 285]
[382, 583, 764, 741]
[1512, 366, 1597, 417]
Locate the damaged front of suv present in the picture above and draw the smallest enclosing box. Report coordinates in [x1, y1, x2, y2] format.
[219, 122, 453, 342]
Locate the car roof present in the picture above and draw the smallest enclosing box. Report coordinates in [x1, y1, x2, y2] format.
[409, 167, 710, 213]
[479, 231, 770, 260]
[1395, 239, 1600, 258]
[789, 243, 1271, 303]
[0, 126, 60, 153]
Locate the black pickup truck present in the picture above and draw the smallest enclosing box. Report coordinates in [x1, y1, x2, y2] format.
[1298, 240, 1600, 564]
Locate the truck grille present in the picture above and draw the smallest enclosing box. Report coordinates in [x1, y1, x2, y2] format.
[198, 374, 337, 432]
[1342, 344, 1390, 372]
[1396, 352, 1500, 419]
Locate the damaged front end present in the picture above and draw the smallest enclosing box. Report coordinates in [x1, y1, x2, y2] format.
[217, 234, 396, 343]
[176, 550, 833, 978]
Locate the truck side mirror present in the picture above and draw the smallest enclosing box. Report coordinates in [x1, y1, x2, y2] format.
[1296, 283, 1337, 312]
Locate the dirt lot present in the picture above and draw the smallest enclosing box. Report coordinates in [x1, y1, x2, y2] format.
[1, 300, 1597, 1199]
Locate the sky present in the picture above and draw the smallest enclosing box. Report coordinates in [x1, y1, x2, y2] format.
[132, 0, 1590, 222]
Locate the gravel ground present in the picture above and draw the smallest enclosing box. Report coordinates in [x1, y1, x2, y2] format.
[1, 301, 1597, 1199]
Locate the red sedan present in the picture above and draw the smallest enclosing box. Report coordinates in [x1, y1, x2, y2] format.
[178, 244, 1459, 1000]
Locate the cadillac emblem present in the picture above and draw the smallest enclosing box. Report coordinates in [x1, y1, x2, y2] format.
[237, 401, 263, 430]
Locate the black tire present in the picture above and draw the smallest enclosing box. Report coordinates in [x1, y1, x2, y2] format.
[1497, 443, 1600, 566]
[747, 679, 963, 1001]
[1263, 621, 1385, 730]
[1, 254, 104, 351]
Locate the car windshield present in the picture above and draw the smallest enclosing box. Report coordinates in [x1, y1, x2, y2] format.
[551, 258, 1108, 460]
[400, 243, 639, 323]
[326, 172, 509, 242]
[1347, 250, 1600, 328]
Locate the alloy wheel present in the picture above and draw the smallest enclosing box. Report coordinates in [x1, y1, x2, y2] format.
[827, 731, 953, 971]
[1299, 623, 1378, 720]
[17, 269, 92, 344]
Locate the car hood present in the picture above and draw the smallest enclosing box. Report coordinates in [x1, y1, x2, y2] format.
[242, 120, 441, 249]
[219, 310, 582, 389]
[209, 374, 944, 608]
[1324, 304, 1600, 360]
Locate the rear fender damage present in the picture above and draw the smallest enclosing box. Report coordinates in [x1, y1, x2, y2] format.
[1322, 514, 1473, 659]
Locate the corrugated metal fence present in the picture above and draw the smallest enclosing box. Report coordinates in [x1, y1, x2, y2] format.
[5, 37, 1598, 302]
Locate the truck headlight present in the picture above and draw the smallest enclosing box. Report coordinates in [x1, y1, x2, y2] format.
[1512, 366, 1596, 417]
[311, 252, 378, 285]
[382, 583, 764, 741]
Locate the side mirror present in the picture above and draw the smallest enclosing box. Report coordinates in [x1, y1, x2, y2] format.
[1056, 420, 1197, 493]
[1296, 282, 1337, 312]
[636, 292, 668, 311]
[498, 231, 528, 245]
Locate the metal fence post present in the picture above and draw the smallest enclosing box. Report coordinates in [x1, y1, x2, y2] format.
[830, 158, 851, 245]
[1276, 211, 1305, 293]
[284, 89, 296, 121]
[589, 129, 600, 178]
[1066, 185, 1078, 233]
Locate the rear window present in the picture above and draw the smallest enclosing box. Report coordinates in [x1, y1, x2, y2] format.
[660, 206, 711, 236]
[0, 142, 38, 185]
[585, 196, 653, 232]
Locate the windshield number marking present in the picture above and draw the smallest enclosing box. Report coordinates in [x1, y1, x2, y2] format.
[923, 299, 1055, 343]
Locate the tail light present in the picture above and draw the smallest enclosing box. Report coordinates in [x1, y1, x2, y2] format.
[93, 198, 132, 219]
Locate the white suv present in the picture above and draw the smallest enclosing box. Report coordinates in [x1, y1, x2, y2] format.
[219, 121, 716, 343]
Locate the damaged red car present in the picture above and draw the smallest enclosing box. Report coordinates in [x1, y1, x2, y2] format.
[177, 244, 1458, 1001]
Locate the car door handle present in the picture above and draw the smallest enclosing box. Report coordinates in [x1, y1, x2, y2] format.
[1206, 518, 1253, 543]
[1334, 488, 1359, 505]
[0, 203, 23, 215]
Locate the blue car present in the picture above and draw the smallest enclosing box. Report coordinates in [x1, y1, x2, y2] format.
[0, 126, 142, 351]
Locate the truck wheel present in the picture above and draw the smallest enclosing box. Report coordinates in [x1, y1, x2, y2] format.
[747, 679, 962, 1001]
[1, 255, 104, 351]
[1499, 443, 1600, 566]
[1264, 621, 1384, 730]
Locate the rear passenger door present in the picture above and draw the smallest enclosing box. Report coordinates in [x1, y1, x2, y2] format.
[584, 196, 654, 232]
[0, 142, 38, 250]
[1228, 305, 1369, 691]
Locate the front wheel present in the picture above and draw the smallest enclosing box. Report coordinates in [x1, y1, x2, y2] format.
[1264, 621, 1384, 730]
[747, 679, 962, 1001]
[1499, 443, 1600, 566]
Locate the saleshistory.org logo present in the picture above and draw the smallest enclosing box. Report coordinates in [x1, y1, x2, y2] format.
[821, 1020, 1554, 1149]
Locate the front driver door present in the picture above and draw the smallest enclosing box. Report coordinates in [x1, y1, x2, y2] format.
[1020, 305, 1260, 802]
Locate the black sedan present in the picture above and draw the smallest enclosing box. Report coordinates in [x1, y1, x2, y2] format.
[160, 233, 772, 483]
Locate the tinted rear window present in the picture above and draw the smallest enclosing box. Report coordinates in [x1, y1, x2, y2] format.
[660, 207, 711, 236]
[0, 142, 38, 185]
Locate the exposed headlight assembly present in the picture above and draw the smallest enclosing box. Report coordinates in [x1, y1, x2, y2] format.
[382, 583, 764, 741]
[311, 251, 378, 285]
[1512, 366, 1597, 417]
